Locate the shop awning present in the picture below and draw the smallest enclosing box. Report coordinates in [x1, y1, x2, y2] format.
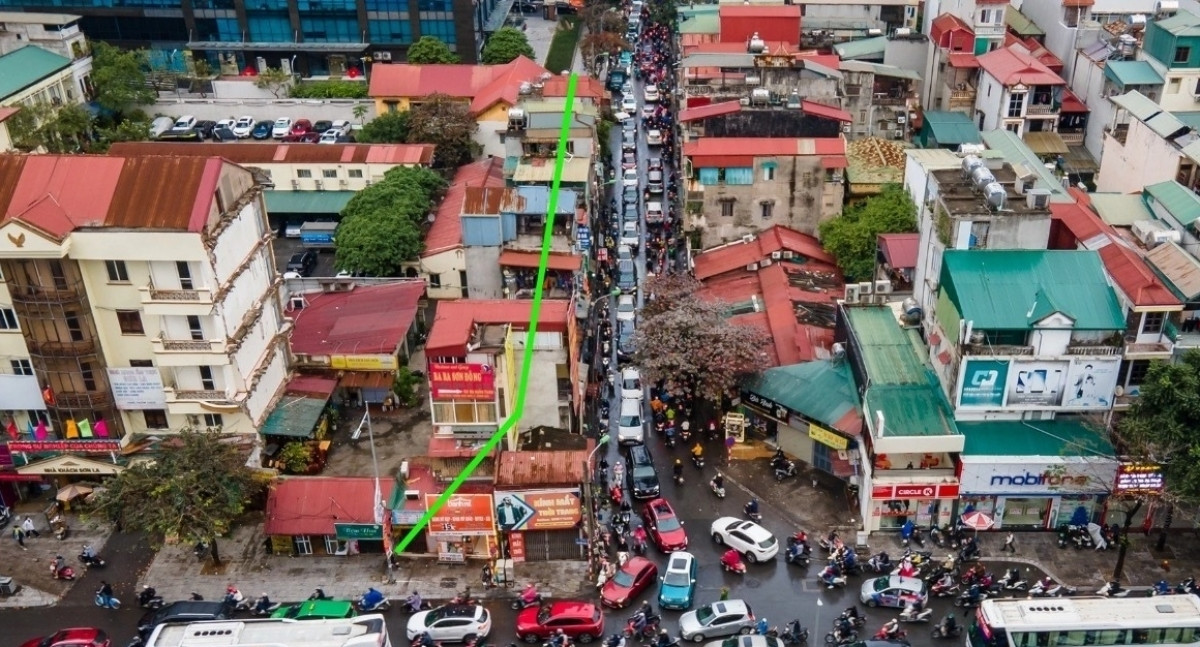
[260, 395, 327, 438]
[958, 419, 1113, 456]
[264, 190, 355, 215]
[498, 250, 582, 272]
[1023, 131, 1069, 156]
[265, 476, 396, 536]
[340, 371, 396, 389]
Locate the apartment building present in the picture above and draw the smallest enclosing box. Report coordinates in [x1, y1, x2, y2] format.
[0, 154, 289, 467]
[0, 12, 92, 101]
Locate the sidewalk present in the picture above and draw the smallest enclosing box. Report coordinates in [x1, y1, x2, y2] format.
[0, 504, 115, 608]
[138, 516, 591, 604]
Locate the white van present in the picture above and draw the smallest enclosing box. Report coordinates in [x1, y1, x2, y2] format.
[149, 116, 176, 138]
[618, 397, 645, 445]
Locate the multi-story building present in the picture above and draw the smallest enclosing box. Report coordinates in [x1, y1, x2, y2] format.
[0, 12, 91, 100]
[0, 154, 289, 471]
[683, 137, 848, 248]
[1095, 91, 1200, 194]
[1140, 10, 1200, 113]
[0, 0, 506, 72]
[1068, 45, 1164, 162]
[975, 44, 1069, 137]
[421, 158, 506, 300]
[0, 45, 81, 110]
[924, 0, 1009, 55]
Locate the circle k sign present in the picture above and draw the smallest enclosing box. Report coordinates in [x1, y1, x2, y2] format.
[871, 483, 960, 499]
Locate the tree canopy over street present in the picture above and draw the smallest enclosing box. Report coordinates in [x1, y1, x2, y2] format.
[334, 165, 448, 276]
[1117, 351, 1200, 504]
[406, 36, 460, 64]
[632, 274, 772, 402]
[406, 94, 480, 170]
[818, 183, 917, 282]
[482, 27, 536, 64]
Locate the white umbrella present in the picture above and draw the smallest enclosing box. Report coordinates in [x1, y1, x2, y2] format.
[959, 510, 995, 533]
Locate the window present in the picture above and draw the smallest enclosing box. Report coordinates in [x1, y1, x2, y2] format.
[459, 270, 468, 290]
[349, 169, 364, 178]
[176, 261, 193, 290]
[199, 366, 216, 390]
[1170, 78, 1182, 94]
[698, 167, 719, 185]
[0, 307, 17, 330]
[1128, 359, 1152, 385]
[720, 199, 735, 218]
[10, 359, 32, 376]
[1142, 312, 1165, 335]
[322, 169, 338, 178]
[429, 272, 441, 287]
[418, 18, 456, 45]
[761, 201, 774, 220]
[81, 361, 96, 391]
[116, 310, 144, 335]
[1176, 47, 1191, 64]
[203, 413, 223, 427]
[368, 19, 414, 44]
[105, 260, 129, 282]
[66, 316, 83, 342]
[431, 400, 499, 424]
[1006, 121, 1021, 133]
[143, 409, 169, 429]
[187, 315, 204, 340]
[1007, 92, 1025, 118]
[762, 165, 776, 181]
[725, 167, 753, 185]
[294, 535, 314, 555]
[130, 359, 154, 368]
[297, 169, 313, 178]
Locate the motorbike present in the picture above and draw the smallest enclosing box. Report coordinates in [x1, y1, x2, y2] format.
[931, 621, 964, 640]
[721, 549, 747, 574]
[95, 592, 121, 609]
[1177, 578, 1198, 595]
[692, 454, 705, 469]
[996, 569, 1028, 592]
[1154, 580, 1173, 596]
[931, 581, 959, 598]
[709, 478, 726, 499]
[624, 614, 661, 640]
[358, 587, 391, 611]
[900, 521, 916, 548]
[1098, 581, 1131, 598]
[51, 563, 76, 580]
[79, 550, 106, 568]
[403, 596, 432, 613]
[832, 611, 865, 630]
[664, 426, 676, 448]
[0, 505, 10, 531]
[139, 591, 165, 610]
[785, 544, 810, 566]
[871, 626, 906, 642]
[824, 631, 857, 646]
[1087, 523, 1110, 550]
[954, 588, 986, 608]
[631, 529, 648, 556]
[511, 590, 544, 610]
[309, 588, 331, 601]
[743, 502, 762, 524]
[899, 606, 933, 623]
[818, 532, 843, 553]
[930, 525, 946, 548]
[780, 621, 808, 645]
[867, 552, 892, 574]
[818, 565, 847, 589]
[224, 590, 253, 614]
[252, 597, 283, 617]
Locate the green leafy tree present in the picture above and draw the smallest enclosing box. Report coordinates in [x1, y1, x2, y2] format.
[353, 104, 369, 124]
[255, 67, 293, 98]
[96, 116, 152, 150]
[406, 93, 479, 170]
[356, 110, 411, 143]
[406, 36, 460, 64]
[392, 366, 421, 407]
[335, 166, 448, 276]
[818, 183, 917, 282]
[90, 42, 156, 120]
[277, 442, 314, 474]
[482, 27, 536, 64]
[6, 102, 95, 153]
[92, 430, 261, 565]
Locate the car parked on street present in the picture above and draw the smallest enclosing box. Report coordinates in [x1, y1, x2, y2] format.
[600, 555, 658, 608]
[194, 120, 217, 139]
[283, 131, 321, 143]
[644, 84, 660, 102]
[616, 294, 636, 322]
[18, 628, 110, 647]
[679, 600, 756, 643]
[406, 604, 491, 643]
[621, 95, 637, 113]
[618, 258, 637, 292]
[290, 119, 313, 136]
[646, 129, 663, 146]
[172, 115, 197, 132]
[252, 120, 274, 139]
[860, 575, 927, 609]
[617, 319, 636, 359]
[272, 117, 293, 138]
[643, 498, 688, 552]
[617, 396, 645, 445]
[658, 551, 698, 610]
[710, 518, 778, 563]
[286, 250, 318, 276]
[620, 221, 640, 248]
[623, 168, 639, 187]
[516, 601, 605, 644]
[318, 129, 342, 144]
[232, 115, 256, 138]
[312, 119, 333, 134]
[621, 367, 642, 400]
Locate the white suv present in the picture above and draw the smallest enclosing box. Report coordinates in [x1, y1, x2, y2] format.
[406, 605, 492, 643]
[620, 367, 642, 399]
[710, 517, 779, 563]
[617, 397, 645, 445]
[644, 84, 660, 103]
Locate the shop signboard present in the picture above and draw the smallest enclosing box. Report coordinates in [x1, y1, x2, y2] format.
[1061, 358, 1120, 410]
[741, 390, 792, 422]
[808, 423, 848, 450]
[392, 509, 426, 526]
[871, 483, 960, 499]
[959, 460, 1117, 494]
[8, 440, 122, 454]
[331, 355, 398, 371]
[334, 523, 383, 540]
[1006, 360, 1068, 407]
[1114, 463, 1165, 495]
[958, 360, 1008, 408]
[430, 363, 496, 400]
[494, 489, 582, 531]
[425, 494, 496, 536]
[106, 368, 167, 409]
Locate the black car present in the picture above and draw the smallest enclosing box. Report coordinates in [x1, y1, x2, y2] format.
[313, 120, 333, 134]
[194, 120, 217, 139]
[212, 126, 237, 142]
[138, 601, 228, 637]
[287, 250, 318, 276]
[618, 319, 636, 358]
[626, 443, 660, 500]
[617, 259, 636, 292]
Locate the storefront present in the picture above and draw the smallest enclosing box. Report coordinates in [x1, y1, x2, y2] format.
[424, 493, 499, 563]
[868, 481, 960, 532]
[957, 459, 1118, 530]
[494, 489, 583, 562]
[264, 476, 398, 556]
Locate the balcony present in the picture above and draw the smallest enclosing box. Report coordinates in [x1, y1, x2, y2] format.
[1058, 131, 1085, 146]
[1026, 103, 1058, 115]
[946, 84, 976, 111]
[962, 343, 1034, 356]
[164, 386, 241, 415]
[53, 390, 112, 409]
[151, 337, 231, 367]
[27, 338, 97, 357]
[973, 24, 1005, 38]
[9, 286, 82, 306]
[1065, 343, 1122, 356]
[139, 284, 215, 316]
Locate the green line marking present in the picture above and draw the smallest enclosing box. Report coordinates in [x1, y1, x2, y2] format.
[394, 73, 580, 555]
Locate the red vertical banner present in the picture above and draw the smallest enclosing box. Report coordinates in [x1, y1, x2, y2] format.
[508, 532, 526, 562]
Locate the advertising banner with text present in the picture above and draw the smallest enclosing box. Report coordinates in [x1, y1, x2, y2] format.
[494, 489, 582, 531]
[430, 363, 496, 400]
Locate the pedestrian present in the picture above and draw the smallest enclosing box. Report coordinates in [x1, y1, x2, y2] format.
[481, 563, 494, 589]
[22, 515, 39, 538]
[12, 525, 26, 550]
[720, 587, 730, 601]
[1002, 532, 1016, 553]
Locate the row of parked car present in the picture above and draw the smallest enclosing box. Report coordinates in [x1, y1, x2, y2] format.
[150, 115, 355, 144]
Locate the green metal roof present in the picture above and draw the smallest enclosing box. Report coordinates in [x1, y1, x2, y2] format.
[1145, 181, 1200, 227]
[864, 384, 959, 439]
[1111, 90, 1163, 122]
[260, 395, 327, 438]
[265, 190, 356, 215]
[0, 45, 71, 101]
[679, 6, 720, 34]
[1154, 10, 1200, 37]
[1087, 193, 1154, 227]
[921, 111, 982, 146]
[743, 360, 860, 432]
[833, 36, 887, 61]
[959, 419, 1113, 457]
[980, 130, 1070, 201]
[1174, 111, 1200, 131]
[1005, 6, 1044, 37]
[940, 250, 1126, 331]
[844, 306, 931, 385]
[1104, 61, 1165, 89]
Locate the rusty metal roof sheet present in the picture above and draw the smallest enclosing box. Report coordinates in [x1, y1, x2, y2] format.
[494, 450, 589, 487]
[106, 156, 219, 231]
[108, 141, 435, 166]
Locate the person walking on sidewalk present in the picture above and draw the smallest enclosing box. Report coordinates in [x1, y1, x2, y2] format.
[1002, 532, 1016, 553]
[12, 525, 25, 550]
[481, 563, 494, 589]
[22, 516, 39, 538]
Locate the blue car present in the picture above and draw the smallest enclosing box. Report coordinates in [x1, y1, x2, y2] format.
[251, 120, 274, 140]
[658, 551, 698, 610]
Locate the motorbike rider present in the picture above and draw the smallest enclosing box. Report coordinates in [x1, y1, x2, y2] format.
[691, 443, 703, 461]
[630, 601, 656, 635]
[938, 613, 958, 636]
[881, 619, 901, 640]
[745, 498, 760, 517]
[710, 472, 725, 492]
[632, 525, 648, 550]
[842, 607, 861, 624]
[53, 555, 66, 576]
[655, 629, 674, 647]
[139, 586, 158, 607]
[361, 587, 385, 610]
[722, 549, 744, 571]
[81, 545, 97, 561]
[672, 459, 683, 481]
[550, 629, 569, 647]
[833, 617, 854, 644]
[819, 563, 841, 585]
[904, 597, 925, 618]
[936, 571, 955, 592]
[225, 585, 244, 606]
[254, 593, 274, 615]
[785, 620, 803, 641]
[787, 541, 805, 561]
[520, 584, 541, 606]
[405, 591, 424, 612]
[416, 632, 435, 647]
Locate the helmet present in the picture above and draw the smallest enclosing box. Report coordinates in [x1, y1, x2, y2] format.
[675, 459, 681, 465]
[143, 585, 151, 590]
[558, 630, 565, 635]
[660, 630, 668, 635]
[261, 592, 268, 598]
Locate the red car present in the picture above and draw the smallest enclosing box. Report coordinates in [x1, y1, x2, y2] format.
[642, 498, 688, 552]
[20, 628, 110, 647]
[600, 556, 659, 609]
[516, 601, 605, 644]
[282, 131, 320, 143]
[290, 119, 313, 135]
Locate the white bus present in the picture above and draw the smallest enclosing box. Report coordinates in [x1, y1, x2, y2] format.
[970, 595, 1200, 647]
[145, 614, 390, 647]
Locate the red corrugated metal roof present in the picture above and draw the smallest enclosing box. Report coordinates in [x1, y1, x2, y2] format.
[494, 449, 590, 487]
[285, 375, 339, 398]
[948, 52, 980, 68]
[878, 233, 919, 269]
[822, 156, 849, 169]
[543, 75, 606, 100]
[265, 477, 397, 536]
[423, 158, 507, 256]
[368, 56, 548, 114]
[425, 299, 572, 357]
[694, 225, 836, 280]
[109, 142, 435, 166]
[290, 281, 426, 356]
[1060, 88, 1088, 113]
[930, 13, 974, 50]
[977, 45, 1065, 86]
[718, 5, 801, 45]
[679, 100, 742, 123]
[802, 100, 853, 123]
[684, 136, 846, 161]
[498, 250, 582, 271]
[1004, 34, 1064, 71]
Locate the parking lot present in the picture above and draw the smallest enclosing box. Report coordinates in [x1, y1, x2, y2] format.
[272, 234, 340, 277]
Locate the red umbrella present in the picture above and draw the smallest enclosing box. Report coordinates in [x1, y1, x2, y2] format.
[960, 510, 995, 532]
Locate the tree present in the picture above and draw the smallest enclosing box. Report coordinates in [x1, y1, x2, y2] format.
[277, 442, 314, 474]
[818, 183, 917, 282]
[90, 42, 156, 120]
[406, 36, 460, 64]
[6, 102, 95, 153]
[255, 67, 293, 99]
[187, 59, 214, 95]
[632, 274, 772, 402]
[392, 366, 421, 407]
[92, 430, 261, 565]
[580, 32, 631, 73]
[482, 27, 536, 64]
[353, 104, 369, 124]
[356, 110, 411, 143]
[406, 93, 480, 170]
[334, 165, 448, 276]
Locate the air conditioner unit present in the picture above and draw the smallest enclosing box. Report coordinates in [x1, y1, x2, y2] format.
[844, 284, 862, 304]
[873, 293, 891, 304]
[781, 250, 795, 259]
[857, 281, 875, 295]
[897, 114, 907, 124]
[314, 179, 324, 191]
[374, 51, 392, 61]
[874, 280, 893, 294]
[291, 179, 300, 189]
[741, 234, 755, 243]
[1026, 188, 1052, 209]
[746, 262, 759, 271]
[760, 259, 773, 267]
[339, 179, 348, 187]
[842, 124, 851, 133]
[771, 251, 782, 260]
